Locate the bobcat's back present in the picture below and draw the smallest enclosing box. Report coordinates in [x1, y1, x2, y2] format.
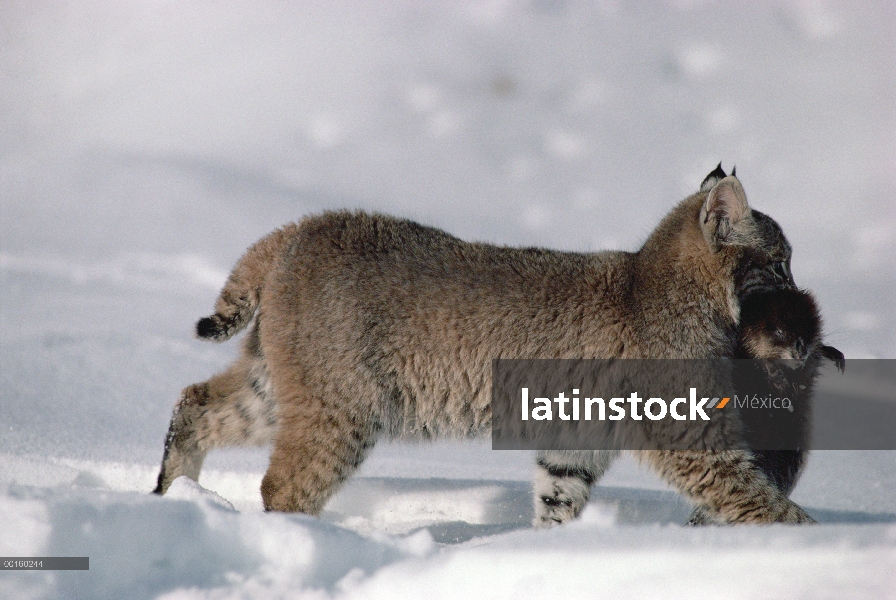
[260, 211, 638, 438]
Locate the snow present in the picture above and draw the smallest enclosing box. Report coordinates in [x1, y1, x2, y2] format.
[1, 1, 895, 598]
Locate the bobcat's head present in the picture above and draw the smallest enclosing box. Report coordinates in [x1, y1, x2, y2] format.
[697, 165, 795, 300]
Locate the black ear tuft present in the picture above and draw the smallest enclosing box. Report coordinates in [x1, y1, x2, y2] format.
[700, 162, 728, 192]
[731, 165, 737, 178]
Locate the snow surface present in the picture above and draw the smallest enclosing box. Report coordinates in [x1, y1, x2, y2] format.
[1, 1, 895, 598]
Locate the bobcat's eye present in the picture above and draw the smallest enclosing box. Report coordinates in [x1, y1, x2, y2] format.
[770, 261, 792, 286]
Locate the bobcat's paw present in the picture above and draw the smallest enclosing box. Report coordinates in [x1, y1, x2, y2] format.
[686, 506, 720, 526]
[776, 503, 816, 524]
[533, 473, 590, 528]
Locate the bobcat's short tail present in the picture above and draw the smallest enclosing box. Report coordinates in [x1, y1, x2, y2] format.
[196, 223, 299, 341]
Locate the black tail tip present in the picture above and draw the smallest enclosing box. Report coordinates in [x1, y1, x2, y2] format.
[196, 316, 221, 339]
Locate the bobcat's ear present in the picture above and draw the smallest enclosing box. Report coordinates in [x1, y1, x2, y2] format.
[700, 162, 728, 192]
[700, 176, 749, 249]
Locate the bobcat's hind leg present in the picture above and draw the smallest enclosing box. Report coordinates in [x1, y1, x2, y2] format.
[639, 450, 814, 524]
[154, 358, 277, 495]
[533, 450, 619, 528]
[261, 393, 380, 514]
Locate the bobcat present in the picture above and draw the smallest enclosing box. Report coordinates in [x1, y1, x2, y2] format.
[155, 165, 813, 524]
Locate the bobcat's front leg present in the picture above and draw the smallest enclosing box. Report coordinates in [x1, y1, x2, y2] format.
[641, 450, 814, 524]
[533, 450, 618, 527]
